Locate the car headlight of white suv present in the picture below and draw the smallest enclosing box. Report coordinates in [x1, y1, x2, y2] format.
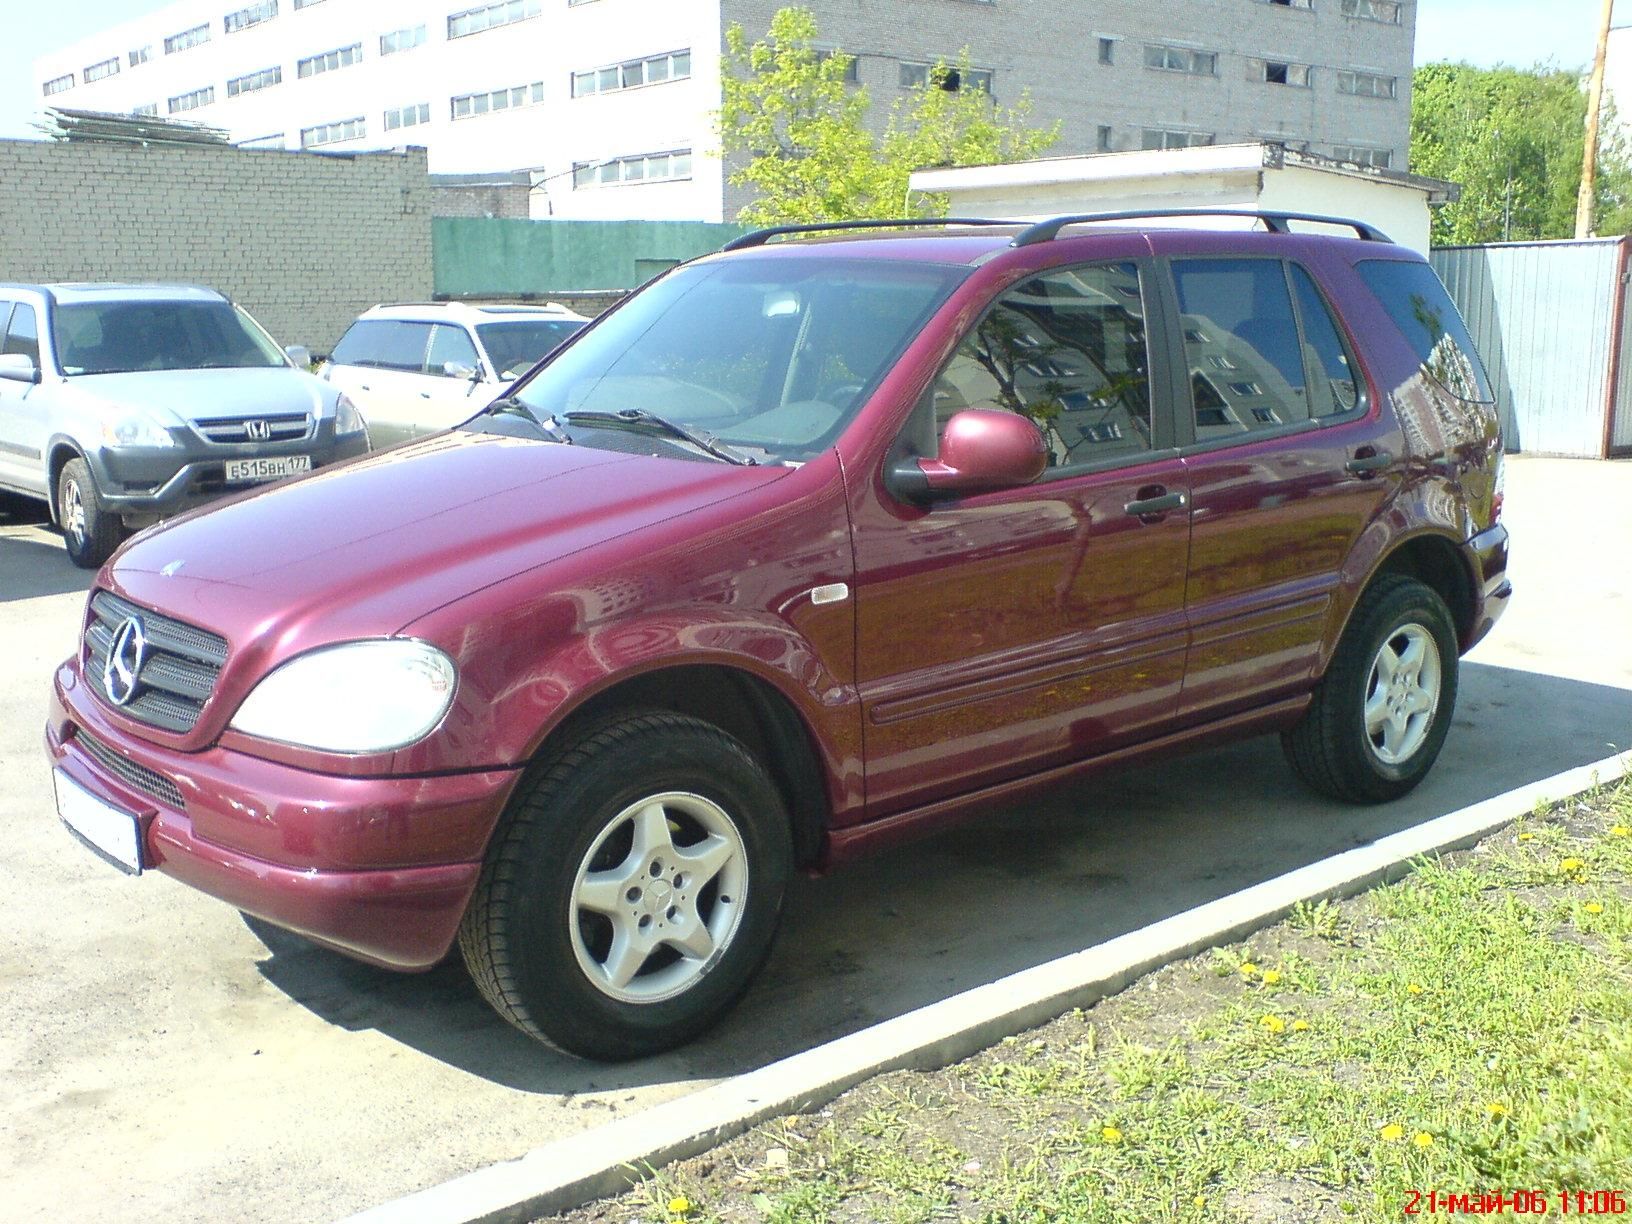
[334, 393, 366, 436]
[230, 639, 457, 754]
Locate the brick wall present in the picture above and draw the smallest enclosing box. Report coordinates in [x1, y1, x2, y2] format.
[0, 139, 433, 351]
[431, 183, 533, 220]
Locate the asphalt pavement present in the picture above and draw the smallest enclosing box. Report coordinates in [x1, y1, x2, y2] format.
[1, 457, 1628, 1222]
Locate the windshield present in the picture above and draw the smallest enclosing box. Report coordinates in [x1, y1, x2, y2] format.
[55, 300, 287, 376]
[477, 319, 586, 381]
[505, 257, 968, 462]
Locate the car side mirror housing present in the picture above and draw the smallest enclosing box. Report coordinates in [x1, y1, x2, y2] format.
[443, 361, 479, 381]
[284, 345, 312, 368]
[886, 408, 1048, 502]
[0, 353, 41, 385]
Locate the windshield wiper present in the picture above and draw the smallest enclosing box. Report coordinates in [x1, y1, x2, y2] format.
[561, 409, 756, 466]
[477, 396, 573, 443]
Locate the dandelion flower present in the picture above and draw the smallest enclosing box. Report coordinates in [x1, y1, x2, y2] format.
[1101, 1125, 1124, 1144]
[1261, 969, 1283, 986]
[1610, 825, 1630, 838]
[1517, 831, 1536, 842]
[1407, 983, 1425, 995]
[1291, 1019, 1311, 1032]
[1259, 1014, 1286, 1034]
[667, 1196, 692, 1216]
[1194, 1195, 1207, 1208]
[1380, 1123, 1405, 1141]
[1239, 962, 1259, 977]
[1561, 857, 1586, 872]
[1585, 902, 1605, 915]
[1486, 1103, 1509, 1119]
[1413, 1132, 1434, 1148]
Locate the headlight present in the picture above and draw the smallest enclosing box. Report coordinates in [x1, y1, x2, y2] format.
[334, 393, 366, 436]
[103, 413, 178, 448]
[230, 640, 457, 754]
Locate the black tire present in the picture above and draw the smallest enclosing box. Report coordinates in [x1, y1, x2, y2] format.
[1282, 574, 1459, 803]
[56, 458, 126, 569]
[458, 711, 793, 1060]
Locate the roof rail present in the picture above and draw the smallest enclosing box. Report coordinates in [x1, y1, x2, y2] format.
[721, 217, 1013, 252]
[1010, 209, 1393, 247]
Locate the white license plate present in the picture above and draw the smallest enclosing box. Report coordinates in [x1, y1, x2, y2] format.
[54, 770, 143, 875]
[224, 455, 311, 484]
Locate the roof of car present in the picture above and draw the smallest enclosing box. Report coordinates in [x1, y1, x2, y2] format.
[0, 283, 229, 306]
[363, 301, 588, 323]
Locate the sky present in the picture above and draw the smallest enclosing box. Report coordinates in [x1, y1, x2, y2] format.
[0, 0, 1617, 141]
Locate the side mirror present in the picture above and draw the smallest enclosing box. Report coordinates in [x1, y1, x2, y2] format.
[443, 360, 479, 381]
[887, 408, 1047, 502]
[284, 344, 312, 368]
[0, 353, 41, 385]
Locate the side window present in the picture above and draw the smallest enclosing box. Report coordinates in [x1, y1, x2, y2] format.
[3, 303, 40, 366]
[928, 262, 1155, 468]
[1356, 259, 1493, 403]
[426, 323, 480, 375]
[1289, 265, 1361, 418]
[1172, 258, 1308, 440]
[329, 320, 433, 373]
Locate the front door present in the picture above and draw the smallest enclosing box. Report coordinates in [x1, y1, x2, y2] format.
[851, 261, 1192, 813]
[0, 303, 51, 497]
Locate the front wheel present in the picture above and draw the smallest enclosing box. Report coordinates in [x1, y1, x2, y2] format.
[458, 711, 792, 1060]
[56, 458, 126, 569]
[1283, 574, 1459, 803]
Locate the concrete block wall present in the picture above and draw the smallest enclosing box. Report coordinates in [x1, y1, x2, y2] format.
[0, 139, 433, 351]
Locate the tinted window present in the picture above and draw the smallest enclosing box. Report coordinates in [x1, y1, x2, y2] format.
[930, 263, 1154, 468]
[476, 319, 585, 380]
[1289, 265, 1361, 418]
[330, 319, 434, 373]
[1172, 259, 1308, 440]
[426, 323, 479, 376]
[55, 301, 280, 375]
[2, 303, 38, 365]
[1357, 259, 1493, 402]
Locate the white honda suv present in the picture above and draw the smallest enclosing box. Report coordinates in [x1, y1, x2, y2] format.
[321, 301, 588, 447]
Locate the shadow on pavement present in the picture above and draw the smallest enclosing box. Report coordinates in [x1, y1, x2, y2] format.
[247, 661, 1631, 1089]
[0, 503, 90, 603]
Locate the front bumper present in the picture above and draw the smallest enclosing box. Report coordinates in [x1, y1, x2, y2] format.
[46, 658, 519, 971]
[1463, 520, 1512, 652]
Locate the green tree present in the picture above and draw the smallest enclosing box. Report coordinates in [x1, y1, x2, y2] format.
[718, 6, 1059, 225]
[1411, 61, 1632, 244]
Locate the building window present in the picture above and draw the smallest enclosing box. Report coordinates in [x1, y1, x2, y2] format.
[1098, 37, 1115, 65]
[228, 66, 282, 96]
[1262, 60, 1311, 87]
[131, 103, 159, 116]
[1264, 0, 1314, 8]
[168, 86, 216, 113]
[1142, 127, 1214, 150]
[293, 0, 326, 7]
[1338, 69, 1397, 98]
[301, 116, 365, 147]
[573, 49, 691, 97]
[239, 132, 285, 148]
[384, 102, 431, 131]
[129, 46, 152, 67]
[573, 148, 692, 188]
[164, 24, 211, 54]
[1332, 144, 1393, 168]
[899, 61, 993, 92]
[224, 1, 278, 34]
[298, 43, 362, 78]
[451, 81, 545, 119]
[1342, 0, 1401, 22]
[816, 49, 859, 83]
[380, 25, 427, 55]
[1145, 44, 1218, 75]
[43, 74, 75, 96]
[85, 58, 120, 83]
[448, 0, 542, 39]
[1097, 125, 1114, 151]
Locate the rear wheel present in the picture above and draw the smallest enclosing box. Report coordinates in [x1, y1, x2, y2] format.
[1283, 574, 1459, 803]
[56, 458, 126, 569]
[458, 711, 792, 1060]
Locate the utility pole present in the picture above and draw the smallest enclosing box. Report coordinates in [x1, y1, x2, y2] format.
[1578, 0, 1616, 238]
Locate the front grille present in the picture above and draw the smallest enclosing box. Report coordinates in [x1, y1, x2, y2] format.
[74, 726, 185, 809]
[193, 413, 311, 444]
[84, 590, 228, 734]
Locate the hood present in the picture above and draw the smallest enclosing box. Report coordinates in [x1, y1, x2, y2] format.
[107, 431, 793, 647]
[64, 367, 334, 424]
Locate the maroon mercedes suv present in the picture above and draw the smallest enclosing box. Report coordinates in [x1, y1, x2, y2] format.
[46, 212, 1510, 1060]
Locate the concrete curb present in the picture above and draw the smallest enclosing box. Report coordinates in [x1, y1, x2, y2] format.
[341, 750, 1629, 1224]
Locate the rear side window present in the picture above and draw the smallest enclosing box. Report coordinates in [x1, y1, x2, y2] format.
[3, 303, 40, 365]
[330, 319, 434, 373]
[1356, 259, 1493, 403]
[1289, 265, 1361, 418]
[1172, 259, 1309, 440]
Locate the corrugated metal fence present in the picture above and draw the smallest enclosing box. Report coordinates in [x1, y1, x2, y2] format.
[1432, 238, 1631, 458]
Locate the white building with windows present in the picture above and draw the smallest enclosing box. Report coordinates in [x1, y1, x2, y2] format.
[32, 0, 1416, 222]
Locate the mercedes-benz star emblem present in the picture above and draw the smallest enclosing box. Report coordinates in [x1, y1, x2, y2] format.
[104, 616, 148, 707]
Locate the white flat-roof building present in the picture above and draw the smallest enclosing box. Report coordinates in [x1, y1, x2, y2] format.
[33, 0, 1417, 222]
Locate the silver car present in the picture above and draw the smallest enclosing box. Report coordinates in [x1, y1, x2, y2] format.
[0, 283, 370, 567]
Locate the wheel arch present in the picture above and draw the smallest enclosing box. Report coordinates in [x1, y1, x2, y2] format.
[45, 436, 90, 526]
[1371, 532, 1478, 651]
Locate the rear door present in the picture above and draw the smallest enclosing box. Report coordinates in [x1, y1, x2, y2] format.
[323, 319, 436, 447]
[1165, 254, 1401, 721]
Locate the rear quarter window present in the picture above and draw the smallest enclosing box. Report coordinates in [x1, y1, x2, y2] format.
[1356, 259, 1493, 403]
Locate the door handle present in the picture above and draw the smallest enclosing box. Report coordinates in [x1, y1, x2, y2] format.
[1124, 489, 1188, 518]
[360, 384, 371, 391]
[420, 392, 432, 399]
[1344, 449, 1394, 476]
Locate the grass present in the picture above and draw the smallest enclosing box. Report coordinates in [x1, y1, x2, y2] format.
[553, 778, 1632, 1224]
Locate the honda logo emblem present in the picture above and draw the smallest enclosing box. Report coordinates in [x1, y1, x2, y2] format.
[104, 617, 148, 707]
[243, 419, 272, 441]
